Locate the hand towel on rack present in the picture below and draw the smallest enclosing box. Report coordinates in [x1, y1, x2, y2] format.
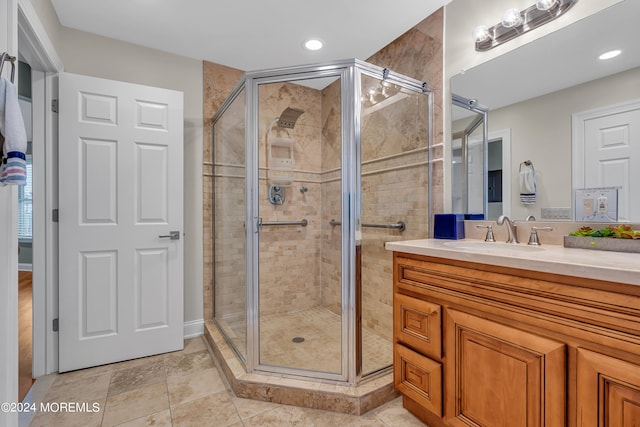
[519, 161, 536, 205]
[0, 76, 27, 186]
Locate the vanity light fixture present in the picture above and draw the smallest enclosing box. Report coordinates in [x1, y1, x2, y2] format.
[474, 0, 578, 52]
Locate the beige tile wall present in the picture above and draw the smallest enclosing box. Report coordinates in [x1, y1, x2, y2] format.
[204, 62, 245, 321]
[256, 82, 325, 316]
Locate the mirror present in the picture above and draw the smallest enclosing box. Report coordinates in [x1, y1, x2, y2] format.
[451, 0, 640, 222]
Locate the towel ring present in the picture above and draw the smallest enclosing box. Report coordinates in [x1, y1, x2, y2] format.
[0, 52, 17, 83]
[519, 160, 535, 173]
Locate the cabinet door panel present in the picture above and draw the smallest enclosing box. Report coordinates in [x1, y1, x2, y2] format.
[394, 293, 442, 359]
[577, 348, 640, 427]
[445, 309, 566, 427]
[394, 343, 442, 416]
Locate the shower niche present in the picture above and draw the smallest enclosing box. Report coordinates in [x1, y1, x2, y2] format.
[211, 59, 432, 391]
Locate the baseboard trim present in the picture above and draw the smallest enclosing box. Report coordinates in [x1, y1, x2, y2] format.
[184, 319, 204, 338]
[18, 263, 33, 272]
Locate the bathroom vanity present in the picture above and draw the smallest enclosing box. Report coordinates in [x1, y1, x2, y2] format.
[386, 239, 640, 426]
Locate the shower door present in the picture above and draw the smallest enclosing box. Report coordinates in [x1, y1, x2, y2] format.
[213, 87, 248, 361]
[213, 59, 431, 384]
[252, 71, 346, 379]
[358, 71, 431, 377]
[452, 94, 488, 216]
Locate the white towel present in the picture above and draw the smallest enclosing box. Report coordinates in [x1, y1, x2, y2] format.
[519, 169, 536, 204]
[0, 76, 28, 186]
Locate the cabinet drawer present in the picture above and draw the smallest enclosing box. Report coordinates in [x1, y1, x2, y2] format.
[394, 343, 442, 417]
[394, 293, 442, 359]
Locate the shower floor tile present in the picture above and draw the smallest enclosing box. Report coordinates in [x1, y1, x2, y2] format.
[222, 306, 392, 374]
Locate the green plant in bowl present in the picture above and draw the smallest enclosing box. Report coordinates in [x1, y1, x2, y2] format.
[569, 225, 640, 239]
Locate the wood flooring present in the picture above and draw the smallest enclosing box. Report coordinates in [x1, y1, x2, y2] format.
[19, 270, 34, 402]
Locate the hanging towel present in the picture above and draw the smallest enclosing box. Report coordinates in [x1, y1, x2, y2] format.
[519, 161, 536, 205]
[0, 76, 28, 186]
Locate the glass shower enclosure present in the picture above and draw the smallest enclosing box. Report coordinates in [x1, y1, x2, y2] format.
[213, 59, 431, 384]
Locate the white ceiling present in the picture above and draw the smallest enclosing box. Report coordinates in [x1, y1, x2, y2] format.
[50, 0, 450, 72]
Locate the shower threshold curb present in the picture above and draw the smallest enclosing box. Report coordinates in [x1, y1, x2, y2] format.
[203, 320, 398, 415]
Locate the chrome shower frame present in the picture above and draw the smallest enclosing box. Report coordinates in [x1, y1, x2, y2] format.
[212, 59, 432, 385]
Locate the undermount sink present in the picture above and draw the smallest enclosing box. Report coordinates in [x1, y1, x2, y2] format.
[442, 240, 546, 252]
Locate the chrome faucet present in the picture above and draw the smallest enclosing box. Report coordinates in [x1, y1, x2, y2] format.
[497, 215, 519, 244]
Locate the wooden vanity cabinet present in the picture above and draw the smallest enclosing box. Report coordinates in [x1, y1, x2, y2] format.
[576, 348, 640, 426]
[392, 252, 640, 427]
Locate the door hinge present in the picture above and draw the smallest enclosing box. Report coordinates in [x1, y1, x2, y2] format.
[52, 318, 59, 332]
[51, 99, 58, 113]
[52, 209, 59, 222]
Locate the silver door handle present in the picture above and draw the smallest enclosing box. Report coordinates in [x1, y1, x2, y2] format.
[159, 231, 180, 240]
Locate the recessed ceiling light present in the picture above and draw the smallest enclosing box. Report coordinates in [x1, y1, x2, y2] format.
[303, 39, 324, 51]
[599, 49, 621, 60]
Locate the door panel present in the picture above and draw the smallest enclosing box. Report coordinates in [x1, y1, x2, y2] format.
[577, 348, 640, 427]
[445, 309, 566, 427]
[81, 251, 117, 337]
[58, 72, 184, 372]
[583, 106, 640, 222]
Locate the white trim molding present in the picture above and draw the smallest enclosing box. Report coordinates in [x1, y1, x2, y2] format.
[17, 0, 64, 377]
[1, 0, 20, 425]
[17, 0, 63, 72]
[18, 263, 32, 271]
[184, 319, 204, 339]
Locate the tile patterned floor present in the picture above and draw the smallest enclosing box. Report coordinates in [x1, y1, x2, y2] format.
[219, 306, 393, 374]
[260, 307, 393, 374]
[21, 336, 425, 427]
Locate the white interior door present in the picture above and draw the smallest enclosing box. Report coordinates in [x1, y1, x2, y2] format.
[575, 101, 640, 223]
[58, 72, 184, 372]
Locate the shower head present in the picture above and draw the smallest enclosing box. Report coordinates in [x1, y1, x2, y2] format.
[277, 107, 305, 129]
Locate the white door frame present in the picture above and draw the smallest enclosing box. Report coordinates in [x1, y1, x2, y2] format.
[1, 0, 19, 424]
[17, 0, 64, 378]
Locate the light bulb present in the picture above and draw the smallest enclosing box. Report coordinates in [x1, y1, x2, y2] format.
[598, 49, 621, 60]
[472, 25, 490, 43]
[303, 39, 324, 51]
[536, 0, 557, 11]
[501, 8, 523, 28]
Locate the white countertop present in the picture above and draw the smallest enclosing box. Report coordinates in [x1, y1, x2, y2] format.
[385, 239, 640, 286]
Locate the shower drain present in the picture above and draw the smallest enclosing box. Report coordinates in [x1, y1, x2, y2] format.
[291, 337, 305, 343]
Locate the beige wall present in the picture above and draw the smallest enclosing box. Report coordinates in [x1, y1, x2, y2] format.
[30, 0, 205, 325]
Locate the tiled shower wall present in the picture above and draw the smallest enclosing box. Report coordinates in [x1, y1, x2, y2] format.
[257, 82, 324, 316]
[203, 8, 444, 334]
